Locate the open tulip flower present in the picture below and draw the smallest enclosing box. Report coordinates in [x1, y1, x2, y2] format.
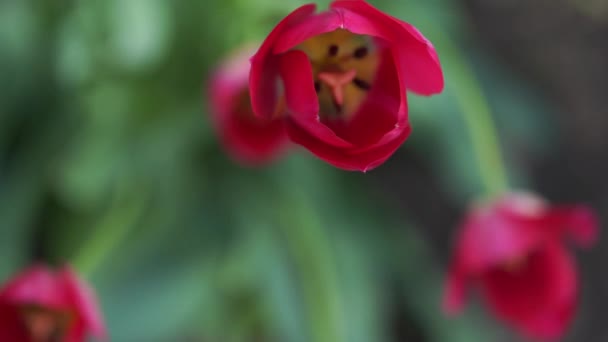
[443, 192, 598, 340]
[209, 45, 290, 166]
[0, 265, 106, 342]
[250, 0, 444, 171]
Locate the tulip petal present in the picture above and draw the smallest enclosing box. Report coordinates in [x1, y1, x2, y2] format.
[222, 112, 289, 165]
[250, 4, 317, 119]
[331, 47, 401, 146]
[61, 267, 106, 339]
[273, 9, 343, 54]
[279, 49, 355, 150]
[499, 194, 599, 248]
[0, 265, 69, 310]
[286, 117, 410, 171]
[456, 207, 545, 272]
[545, 206, 599, 248]
[209, 45, 290, 165]
[210, 46, 257, 118]
[480, 242, 577, 340]
[279, 50, 319, 119]
[331, 0, 444, 95]
[0, 302, 28, 341]
[391, 20, 444, 95]
[288, 114, 355, 151]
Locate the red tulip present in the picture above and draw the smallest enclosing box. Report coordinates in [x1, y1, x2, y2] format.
[209, 44, 290, 166]
[0, 265, 106, 342]
[249, 0, 443, 171]
[443, 192, 598, 340]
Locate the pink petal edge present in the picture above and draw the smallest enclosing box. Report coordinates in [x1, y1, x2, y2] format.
[250, 4, 317, 119]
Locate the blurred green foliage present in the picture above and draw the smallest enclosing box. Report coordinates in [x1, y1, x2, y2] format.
[0, 0, 555, 341]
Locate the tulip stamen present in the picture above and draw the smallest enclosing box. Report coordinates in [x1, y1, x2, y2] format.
[353, 46, 368, 59]
[353, 78, 371, 90]
[328, 44, 339, 57]
[314, 81, 321, 93]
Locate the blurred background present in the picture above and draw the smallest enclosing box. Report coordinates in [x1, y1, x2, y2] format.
[0, 0, 606, 341]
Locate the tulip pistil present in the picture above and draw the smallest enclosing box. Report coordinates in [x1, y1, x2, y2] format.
[318, 69, 357, 109]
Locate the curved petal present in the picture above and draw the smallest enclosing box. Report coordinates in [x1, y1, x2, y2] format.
[0, 265, 70, 311]
[273, 10, 343, 54]
[250, 4, 317, 119]
[455, 204, 546, 273]
[209, 46, 290, 165]
[498, 193, 599, 248]
[290, 115, 356, 150]
[209, 45, 258, 124]
[331, 1, 444, 95]
[0, 302, 28, 341]
[279, 50, 319, 119]
[65, 324, 87, 342]
[222, 111, 289, 165]
[250, 56, 280, 120]
[480, 242, 577, 340]
[286, 118, 410, 171]
[331, 47, 401, 146]
[543, 206, 599, 248]
[391, 19, 444, 95]
[279, 49, 355, 150]
[61, 267, 106, 340]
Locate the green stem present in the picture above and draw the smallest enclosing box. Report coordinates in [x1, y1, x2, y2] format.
[70, 186, 147, 278]
[439, 37, 510, 196]
[275, 193, 345, 342]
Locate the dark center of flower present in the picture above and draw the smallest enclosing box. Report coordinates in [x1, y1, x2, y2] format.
[19, 305, 74, 342]
[502, 255, 527, 273]
[297, 29, 380, 120]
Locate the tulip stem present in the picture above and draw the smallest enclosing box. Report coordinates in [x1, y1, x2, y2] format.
[275, 192, 345, 342]
[71, 186, 146, 278]
[441, 37, 509, 195]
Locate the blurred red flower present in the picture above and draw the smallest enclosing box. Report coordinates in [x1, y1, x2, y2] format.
[0, 265, 106, 342]
[209, 44, 290, 166]
[249, 0, 443, 171]
[443, 192, 598, 340]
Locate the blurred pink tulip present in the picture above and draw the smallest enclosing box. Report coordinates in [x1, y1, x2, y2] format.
[208, 44, 290, 166]
[0, 265, 106, 342]
[443, 192, 598, 340]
